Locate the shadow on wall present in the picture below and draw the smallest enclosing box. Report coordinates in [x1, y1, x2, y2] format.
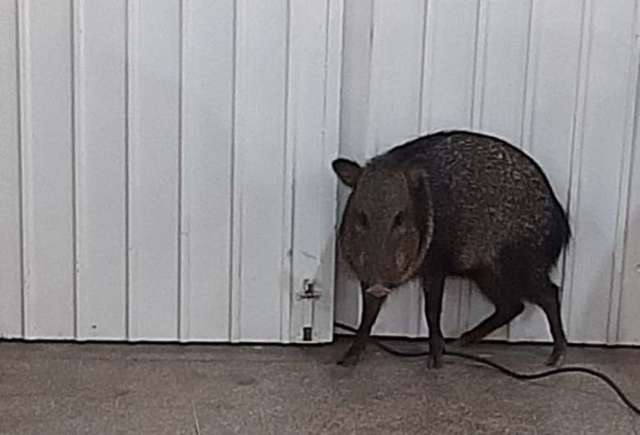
[562, 205, 620, 345]
[617, 206, 640, 344]
[333, 181, 360, 331]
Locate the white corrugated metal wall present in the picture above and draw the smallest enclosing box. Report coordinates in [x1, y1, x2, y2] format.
[0, 0, 342, 343]
[1, 0, 639, 346]
[335, 0, 640, 345]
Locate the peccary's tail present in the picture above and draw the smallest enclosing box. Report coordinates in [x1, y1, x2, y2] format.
[548, 196, 571, 267]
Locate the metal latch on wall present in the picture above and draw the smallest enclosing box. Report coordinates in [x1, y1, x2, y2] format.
[296, 279, 321, 300]
[297, 279, 320, 342]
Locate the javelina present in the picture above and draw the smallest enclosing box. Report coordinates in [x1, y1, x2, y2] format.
[333, 130, 570, 369]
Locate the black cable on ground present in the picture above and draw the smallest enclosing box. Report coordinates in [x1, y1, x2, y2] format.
[334, 322, 640, 416]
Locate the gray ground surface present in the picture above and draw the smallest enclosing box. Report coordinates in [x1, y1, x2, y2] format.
[0, 337, 638, 434]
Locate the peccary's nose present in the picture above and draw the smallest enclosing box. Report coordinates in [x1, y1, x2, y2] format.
[365, 283, 392, 298]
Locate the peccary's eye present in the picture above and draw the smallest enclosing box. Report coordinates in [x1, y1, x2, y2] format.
[393, 211, 405, 227]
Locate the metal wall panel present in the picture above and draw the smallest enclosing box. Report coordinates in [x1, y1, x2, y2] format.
[2, 0, 638, 345]
[0, 0, 342, 343]
[366, 0, 426, 337]
[509, 0, 583, 342]
[179, 0, 234, 342]
[337, 0, 640, 345]
[288, 0, 344, 343]
[19, 0, 76, 338]
[231, 0, 290, 342]
[419, 0, 480, 339]
[564, 0, 637, 344]
[0, 0, 22, 338]
[74, 0, 128, 340]
[619, 94, 640, 344]
[466, 0, 532, 342]
[127, 0, 182, 341]
[334, 0, 375, 334]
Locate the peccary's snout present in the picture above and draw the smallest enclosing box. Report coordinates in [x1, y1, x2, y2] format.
[365, 283, 392, 298]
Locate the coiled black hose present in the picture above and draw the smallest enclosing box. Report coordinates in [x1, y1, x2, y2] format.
[334, 322, 640, 416]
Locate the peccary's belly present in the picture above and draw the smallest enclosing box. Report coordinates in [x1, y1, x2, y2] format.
[439, 210, 548, 276]
[445, 236, 499, 275]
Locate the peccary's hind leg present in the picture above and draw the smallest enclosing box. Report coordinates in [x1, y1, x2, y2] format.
[422, 267, 446, 369]
[458, 299, 524, 345]
[526, 275, 567, 366]
[337, 281, 386, 367]
[458, 270, 524, 345]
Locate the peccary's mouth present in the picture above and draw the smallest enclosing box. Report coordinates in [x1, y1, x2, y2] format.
[365, 284, 392, 298]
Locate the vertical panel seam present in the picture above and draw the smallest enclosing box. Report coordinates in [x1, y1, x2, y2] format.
[466, 0, 488, 331]
[420, 0, 435, 135]
[565, 0, 593, 338]
[519, 0, 536, 153]
[333, 0, 346, 333]
[554, 2, 573, 337]
[321, 0, 331, 250]
[470, 0, 488, 130]
[618, 70, 640, 342]
[17, 0, 31, 337]
[509, 0, 537, 342]
[70, 0, 80, 339]
[315, 0, 332, 339]
[15, 0, 26, 338]
[470, 0, 481, 128]
[330, 0, 345, 338]
[609, 0, 640, 343]
[365, 0, 377, 157]
[332, 0, 345, 335]
[621, 0, 640, 343]
[230, 0, 241, 342]
[228, 0, 237, 342]
[177, 0, 186, 341]
[124, 0, 135, 340]
[415, 0, 429, 336]
[281, 0, 293, 342]
[417, 0, 429, 135]
[228, 0, 236, 341]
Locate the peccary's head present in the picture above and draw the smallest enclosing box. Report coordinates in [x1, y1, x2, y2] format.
[333, 158, 434, 289]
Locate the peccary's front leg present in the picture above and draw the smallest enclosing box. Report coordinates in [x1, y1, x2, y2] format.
[423, 268, 446, 369]
[337, 282, 386, 367]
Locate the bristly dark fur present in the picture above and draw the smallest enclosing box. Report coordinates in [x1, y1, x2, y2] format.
[334, 129, 571, 369]
[376, 129, 571, 271]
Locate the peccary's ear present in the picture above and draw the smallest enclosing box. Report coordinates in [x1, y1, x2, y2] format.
[332, 158, 363, 188]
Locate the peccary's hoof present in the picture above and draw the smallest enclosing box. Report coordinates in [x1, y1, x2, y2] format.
[427, 338, 444, 369]
[427, 354, 443, 369]
[337, 342, 365, 367]
[544, 347, 566, 367]
[456, 332, 478, 347]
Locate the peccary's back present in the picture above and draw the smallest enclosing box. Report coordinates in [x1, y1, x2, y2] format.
[375, 130, 570, 273]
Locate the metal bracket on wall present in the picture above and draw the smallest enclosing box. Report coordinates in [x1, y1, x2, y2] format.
[296, 279, 320, 341]
[296, 279, 321, 300]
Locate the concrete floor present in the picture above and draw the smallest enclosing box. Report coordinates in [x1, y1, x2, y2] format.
[0, 337, 638, 435]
